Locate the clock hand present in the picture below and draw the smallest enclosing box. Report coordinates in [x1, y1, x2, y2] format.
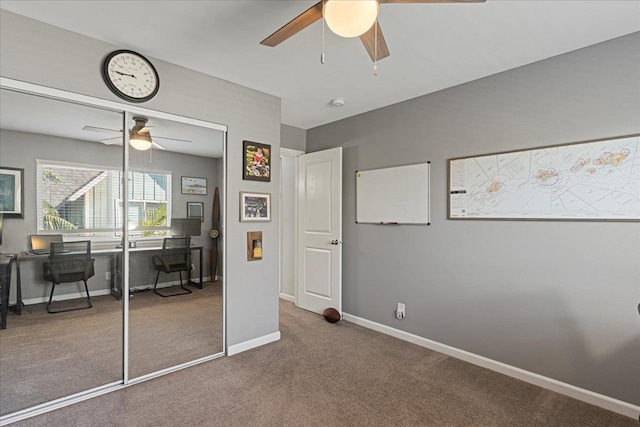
[115, 71, 137, 78]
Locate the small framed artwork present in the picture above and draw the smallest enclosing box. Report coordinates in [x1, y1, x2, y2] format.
[240, 192, 271, 222]
[181, 176, 207, 195]
[187, 202, 205, 222]
[243, 140, 271, 182]
[0, 166, 24, 218]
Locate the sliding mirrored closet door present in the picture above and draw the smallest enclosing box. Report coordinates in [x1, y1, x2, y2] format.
[126, 113, 224, 380]
[0, 89, 124, 415]
[0, 83, 226, 421]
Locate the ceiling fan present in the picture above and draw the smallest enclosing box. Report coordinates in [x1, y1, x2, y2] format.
[261, 0, 486, 62]
[83, 117, 191, 151]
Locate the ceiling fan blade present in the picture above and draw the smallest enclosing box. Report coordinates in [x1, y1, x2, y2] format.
[100, 137, 122, 145]
[152, 135, 192, 144]
[380, 0, 485, 3]
[152, 141, 166, 150]
[360, 22, 390, 62]
[83, 125, 121, 135]
[261, 1, 323, 47]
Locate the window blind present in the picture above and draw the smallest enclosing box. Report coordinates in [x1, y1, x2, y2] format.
[37, 160, 171, 237]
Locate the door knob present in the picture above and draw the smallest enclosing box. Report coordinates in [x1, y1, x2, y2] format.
[330, 240, 342, 245]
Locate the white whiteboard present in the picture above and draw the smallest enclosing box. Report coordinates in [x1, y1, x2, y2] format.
[356, 163, 430, 225]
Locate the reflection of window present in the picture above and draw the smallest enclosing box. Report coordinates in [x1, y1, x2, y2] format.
[37, 161, 171, 237]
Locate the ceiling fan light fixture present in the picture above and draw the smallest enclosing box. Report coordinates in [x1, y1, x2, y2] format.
[129, 131, 152, 150]
[323, 0, 379, 38]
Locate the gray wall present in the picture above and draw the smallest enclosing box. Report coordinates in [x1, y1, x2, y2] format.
[0, 129, 219, 300]
[1, 10, 281, 347]
[307, 33, 640, 405]
[281, 124, 306, 152]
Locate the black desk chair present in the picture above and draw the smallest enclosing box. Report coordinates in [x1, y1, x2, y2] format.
[43, 241, 94, 313]
[152, 236, 193, 297]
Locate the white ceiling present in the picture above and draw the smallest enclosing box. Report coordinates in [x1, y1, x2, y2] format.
[1, 1, 639, 130]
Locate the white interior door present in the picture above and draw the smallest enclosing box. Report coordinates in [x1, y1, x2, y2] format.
[297, 147, 342, 314]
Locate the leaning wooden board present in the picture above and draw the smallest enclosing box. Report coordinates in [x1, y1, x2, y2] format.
[209, 187, 220, 281]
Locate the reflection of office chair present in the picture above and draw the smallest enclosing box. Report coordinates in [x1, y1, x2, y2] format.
[152, 236, 193, 297]
[42, 241, 94, 314]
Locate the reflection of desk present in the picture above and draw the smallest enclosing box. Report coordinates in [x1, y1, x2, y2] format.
[1, 254, 15, 330]
[111, 245, 203, 300]
[14, 245, 203, 310]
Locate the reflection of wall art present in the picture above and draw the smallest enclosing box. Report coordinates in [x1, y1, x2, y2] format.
[0, 167, 24, 218]
[243, 141, 271, 182]
[187, 202, 205, 222]
[181, 176, 207, 195]
[240, 192, 271, 222]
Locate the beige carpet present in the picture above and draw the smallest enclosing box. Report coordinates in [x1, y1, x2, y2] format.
[7, 300, 635, 426]
[0, 282, 222, 416]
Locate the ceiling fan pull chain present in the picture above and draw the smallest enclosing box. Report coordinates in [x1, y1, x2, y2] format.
[320, 0, 325, 64]
[373, 20, 378, 75]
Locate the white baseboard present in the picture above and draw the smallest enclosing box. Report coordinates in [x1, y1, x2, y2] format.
[227, 331, 281, 356]
[342, 313, 639, 420]
[279, 293, 295, 303]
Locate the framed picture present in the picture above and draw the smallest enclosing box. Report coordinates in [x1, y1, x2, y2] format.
[448, 133, 640, 221]
[0, 166, 24, 218]
[243, 140, 271, 182]
[187, 202, 205, 222]
[181, 176, 207, 195]
[240, 192, 271, 222]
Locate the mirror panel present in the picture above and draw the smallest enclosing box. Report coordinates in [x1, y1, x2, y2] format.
[0, 89, 124, 415]
[126, 114, 224, 379]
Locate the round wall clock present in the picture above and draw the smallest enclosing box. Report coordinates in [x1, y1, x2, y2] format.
[102, 50, 159, 103]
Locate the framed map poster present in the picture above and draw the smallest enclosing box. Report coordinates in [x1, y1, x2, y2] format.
[448, 134, 640, 221]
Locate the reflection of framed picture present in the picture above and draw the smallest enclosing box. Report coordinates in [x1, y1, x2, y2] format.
[187, 202, 205, 222]
[243, 141, 271, 182]
[0, 167, 24, 218]
[181, 176, 207, 195]
[240, 192, 271, 222]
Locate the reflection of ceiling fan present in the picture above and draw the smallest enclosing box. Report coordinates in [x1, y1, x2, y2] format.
[261, 0, 485, 62]
[83, 117, 191, 151]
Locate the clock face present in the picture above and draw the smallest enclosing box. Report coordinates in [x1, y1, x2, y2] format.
[102, 50, 159, 103]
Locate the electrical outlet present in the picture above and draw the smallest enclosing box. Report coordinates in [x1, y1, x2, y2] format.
[396, 303, 405, 320]
[105, 271, 111, 280]
[191, 264, 195, 271]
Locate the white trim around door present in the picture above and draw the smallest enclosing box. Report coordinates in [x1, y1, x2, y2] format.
[279, 148, 303, 303]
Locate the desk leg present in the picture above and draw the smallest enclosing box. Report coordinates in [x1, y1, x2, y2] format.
[199, 247, 203, 288]
[0, 258, 11, 329]
[15, 256, 22, 315]
[188, 248, 203, 289]
[110, 253, 122, 300]
[0, 282, 6, 329]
